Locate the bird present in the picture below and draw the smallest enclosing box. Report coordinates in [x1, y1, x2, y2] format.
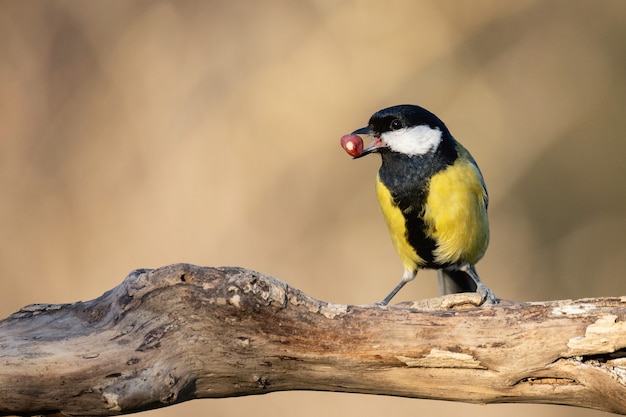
[347, 104, 497, 305]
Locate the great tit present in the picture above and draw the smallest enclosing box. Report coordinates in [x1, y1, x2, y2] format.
[350, 104, 497, 305]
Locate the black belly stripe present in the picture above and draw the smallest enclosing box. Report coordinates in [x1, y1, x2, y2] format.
[399, 197, 438, 267]
[378, 144, 457, 269]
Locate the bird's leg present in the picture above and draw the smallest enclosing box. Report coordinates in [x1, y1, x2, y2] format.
[378, 269, 417, 306]
[459, 263, 498, 304]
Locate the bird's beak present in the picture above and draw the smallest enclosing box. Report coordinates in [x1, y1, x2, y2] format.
[351, 126, 387, 158]
[351, 127, 370, 135]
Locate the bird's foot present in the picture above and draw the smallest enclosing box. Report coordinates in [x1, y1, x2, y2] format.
[476, 282, 499, 305]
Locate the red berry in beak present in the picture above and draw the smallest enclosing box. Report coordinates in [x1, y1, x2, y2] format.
[340, 134, 364, 157]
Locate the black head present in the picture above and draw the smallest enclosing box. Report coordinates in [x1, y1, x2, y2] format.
[352, 104, 451, 157]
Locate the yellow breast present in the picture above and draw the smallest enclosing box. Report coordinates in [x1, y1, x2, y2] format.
[423, 146, 489, 265]
[375, 174, 424, 271]
[375, 143, 489, 271]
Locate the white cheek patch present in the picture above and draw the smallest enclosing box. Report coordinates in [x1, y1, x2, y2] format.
[382, 125, 442, 155]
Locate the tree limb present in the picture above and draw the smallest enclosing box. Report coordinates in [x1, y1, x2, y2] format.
[1, 264, 626, 416]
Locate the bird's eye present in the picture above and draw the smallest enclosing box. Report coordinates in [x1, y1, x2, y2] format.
[390, 119, 404, 130]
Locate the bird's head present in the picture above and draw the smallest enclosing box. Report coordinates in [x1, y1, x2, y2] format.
[352, 104, 450, 159]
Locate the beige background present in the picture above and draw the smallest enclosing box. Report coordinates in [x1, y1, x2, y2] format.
[2, 1, 626, 416]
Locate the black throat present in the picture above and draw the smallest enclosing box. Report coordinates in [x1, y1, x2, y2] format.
[378, 136, 457, 199]
[377, 137, 458, 267]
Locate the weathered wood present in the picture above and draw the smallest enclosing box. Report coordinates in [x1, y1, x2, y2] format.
[1, 263, 625, 416]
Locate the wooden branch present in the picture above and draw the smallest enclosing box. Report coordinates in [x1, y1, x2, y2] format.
[2, 264, 626, 416]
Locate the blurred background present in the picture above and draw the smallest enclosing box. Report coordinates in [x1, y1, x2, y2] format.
[1, 1, 625, 416]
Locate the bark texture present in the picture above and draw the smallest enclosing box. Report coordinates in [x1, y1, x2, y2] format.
[1, 264, 626, 416]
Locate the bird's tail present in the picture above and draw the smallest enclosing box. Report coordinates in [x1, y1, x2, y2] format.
[437, 267, 478, 295]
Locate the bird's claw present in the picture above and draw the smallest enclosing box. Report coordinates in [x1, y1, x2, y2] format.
[476, 282, 499, 304]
